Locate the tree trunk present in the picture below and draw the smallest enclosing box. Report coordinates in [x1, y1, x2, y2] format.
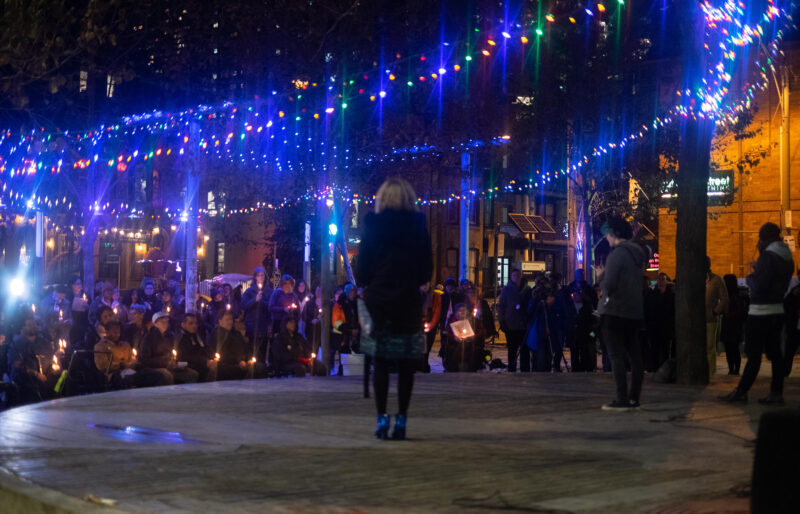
[675, 117, 712, 385]
[675, 1, 713, 385]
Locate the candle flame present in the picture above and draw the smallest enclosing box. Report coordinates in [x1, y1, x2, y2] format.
[311, 352, 317, 359]
[226, 304, 231, 310]
[51, 355, 60, 372]
[31, 304, 36, 313]
[132, 348, 137, 357]
[250, 356, 256, 364]
[172, 349, 177, 358]
[214, 352, 220, 361]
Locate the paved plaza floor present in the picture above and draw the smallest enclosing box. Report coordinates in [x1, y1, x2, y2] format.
[0, 355, 797, 513]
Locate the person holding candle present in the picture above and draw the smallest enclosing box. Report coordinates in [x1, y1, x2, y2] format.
[93, 320, 136, 389]
[122, 305, 148, 354]
[212, 310, 251, 381]
[136, 312, 198, 387]
[269, 275, 301, 336]
[68, 277, 89, 349]
[242, 268, 273, 366]
[272, 318, 314, 377]
[7, 316, 59, 403]
[176, 313, 216, 382]
[441, 304, 486, 372]
[357, 177, 433, 440]
[302, 286, 324, 359]
[111, 287, 128, 325]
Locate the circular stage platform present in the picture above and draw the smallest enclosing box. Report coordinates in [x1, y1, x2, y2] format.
[0, 372, 772, 513]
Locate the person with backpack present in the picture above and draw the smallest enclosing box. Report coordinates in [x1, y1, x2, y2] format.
[596, 216, 646, 411]
[720, 222, 794, 404]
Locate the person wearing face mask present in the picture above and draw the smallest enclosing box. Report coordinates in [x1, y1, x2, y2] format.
[719, 222, 794, 404]
[596, 215, 646, 411]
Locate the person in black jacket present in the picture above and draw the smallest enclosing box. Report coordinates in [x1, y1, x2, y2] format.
[176, 314, 215, 382]
[357, 177, 433, 440]
[241, 267, 273, 365]
[564, 289, 596, 372]
[784, 270, 800, 376]
[498, 269, 529, 372]
[137, 312, 198, 387]
[272, 318, 313, 377]
[212, 310, 251, 381]
[720, 222, 794, 404]
[720, 274, 746, 375]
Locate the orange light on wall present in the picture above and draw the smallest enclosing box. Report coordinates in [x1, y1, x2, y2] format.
[197, 246, 205, 258]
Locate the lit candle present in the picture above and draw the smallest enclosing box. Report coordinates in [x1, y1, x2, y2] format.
[250, 356, 256, 364]
[166, 305, 171, 313]
[31, 304, 36, 314]
[226, 303, 231, 311]
[132, 348, 137, 358]
[214, 352, 220, 361]
[58, 309, 63, 321]
[290, 303, 298, 309]
[311, 352, 317, 359]
[424, 323, 429, 333]
[473, 308, 478, 317]
[172, 349, 177, 359]
[51, 355, 60, 372]
[113, 307, 118, 315]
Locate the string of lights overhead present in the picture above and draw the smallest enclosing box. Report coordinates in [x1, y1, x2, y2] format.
[0, 0, 792, 223]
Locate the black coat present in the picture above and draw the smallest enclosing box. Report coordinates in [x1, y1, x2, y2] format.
[176, 331, 213, 371]
[241, 285, 272, 334]
[357, 210, 433, 334]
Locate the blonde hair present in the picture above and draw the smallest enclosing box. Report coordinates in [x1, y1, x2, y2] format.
[375, 177, 418, 213]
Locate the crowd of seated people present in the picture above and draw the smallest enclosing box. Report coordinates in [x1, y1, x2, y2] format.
[0, 269, 328, 408]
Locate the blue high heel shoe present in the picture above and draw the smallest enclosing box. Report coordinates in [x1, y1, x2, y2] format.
[391, 414, 406, 440]
[375, 414, 390, 440]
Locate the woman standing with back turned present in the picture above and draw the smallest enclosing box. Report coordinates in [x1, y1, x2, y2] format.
[357, 177, 433, 440]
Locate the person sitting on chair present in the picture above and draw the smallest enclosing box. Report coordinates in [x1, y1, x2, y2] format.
[8, 316, 59, 403]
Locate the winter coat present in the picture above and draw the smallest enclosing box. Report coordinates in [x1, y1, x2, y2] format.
[211, 326, 250, 365]
[705, 273, 729, 322]
[7, 334, 53, 383]
[598, 241, 646, 320]
[138, 327, 174, 369]
[357, 210, 433, 334]
[122, 322, 147, 353]
[272, 327, 311, 374]
[722, 289, 748, 344]
[498, 282, 528, 332]
[268, 289, 300, 325]
[176, 331, 213, 371]
[241, 284, 272, 335]
[747, 241, 794, 315]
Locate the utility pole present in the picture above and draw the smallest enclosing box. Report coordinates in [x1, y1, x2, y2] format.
[780, 65, 791, 235]
[303, 220, 311, 285]
[459, 152, 472, 281]
[738, 138, 744, 277]
[319, 197, 334, 369]
[184, 123, 201, 314]
[34, 211, 44, 291]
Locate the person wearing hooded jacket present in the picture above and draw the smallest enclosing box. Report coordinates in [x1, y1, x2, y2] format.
[241, 267, 273, 364]
[272, 318, 314, 377]
[596, 216, 646, 411]
[720, 222, 794, 404]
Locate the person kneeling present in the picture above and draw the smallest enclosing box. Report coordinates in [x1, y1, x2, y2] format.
[137, 312, 199, 387]
[94, 320, 136, 389]
[273, 318, 323, 377]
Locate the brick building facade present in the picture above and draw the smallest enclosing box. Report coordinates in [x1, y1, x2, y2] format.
[658, 50, 800, 279]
